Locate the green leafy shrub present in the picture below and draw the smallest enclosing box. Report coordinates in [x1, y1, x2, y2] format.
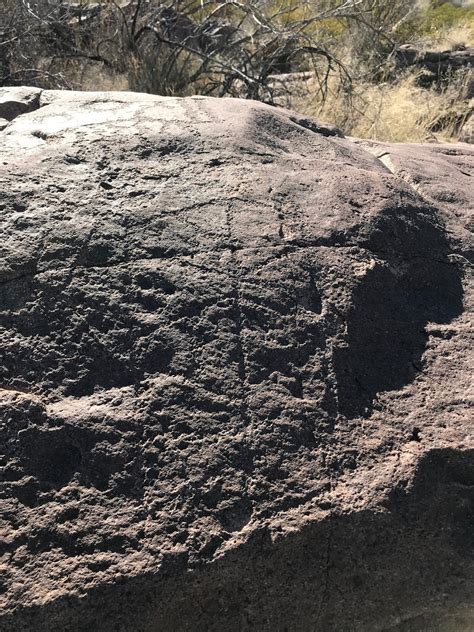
[421, 2, 474, 35]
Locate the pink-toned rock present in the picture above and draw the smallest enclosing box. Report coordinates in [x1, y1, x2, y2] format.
[0, 87, 472, 631]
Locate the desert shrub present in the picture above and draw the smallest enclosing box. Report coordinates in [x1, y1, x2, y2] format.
[1, 1, 423, 100]
[421, 2, 474, 36]
[0, 0, 354, 101]
[294, 64, 472, 142]
[0, 1, 471, 142]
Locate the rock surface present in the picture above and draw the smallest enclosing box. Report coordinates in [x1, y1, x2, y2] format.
[0, 87, 473, 631]
[395, 44, 474, 84]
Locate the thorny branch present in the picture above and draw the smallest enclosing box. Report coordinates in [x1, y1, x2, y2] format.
[0, 1, 415, 103]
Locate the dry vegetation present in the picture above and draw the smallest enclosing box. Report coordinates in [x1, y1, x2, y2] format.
[292, 0, 474, 141]
[0, 0, 472, 141]
[295, 53, 473, 142]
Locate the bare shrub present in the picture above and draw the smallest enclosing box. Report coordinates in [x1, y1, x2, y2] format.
[295, 64, 473, 142]
[0, 1, 384, 102]
[1, 1, 471, 142]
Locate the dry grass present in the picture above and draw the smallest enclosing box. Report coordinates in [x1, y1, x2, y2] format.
[428, 22, 474, 49]
[2, 1, 471, 143]
[295, 68, 472, 143]
[413, 2, 474, 50]
[291, 17, 474, 143]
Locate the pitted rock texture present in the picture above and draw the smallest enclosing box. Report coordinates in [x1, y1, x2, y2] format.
[0, 87, 473, 632]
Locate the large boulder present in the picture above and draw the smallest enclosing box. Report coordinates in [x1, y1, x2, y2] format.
[0, 87, 472, 631]
[395, 44, 474, 86]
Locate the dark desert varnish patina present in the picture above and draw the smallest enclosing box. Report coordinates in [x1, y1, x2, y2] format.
[0, 87, 473, 631]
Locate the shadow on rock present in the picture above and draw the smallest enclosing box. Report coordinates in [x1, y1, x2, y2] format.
[334, 206, 464, 418]
[3, 448, 472, 632]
